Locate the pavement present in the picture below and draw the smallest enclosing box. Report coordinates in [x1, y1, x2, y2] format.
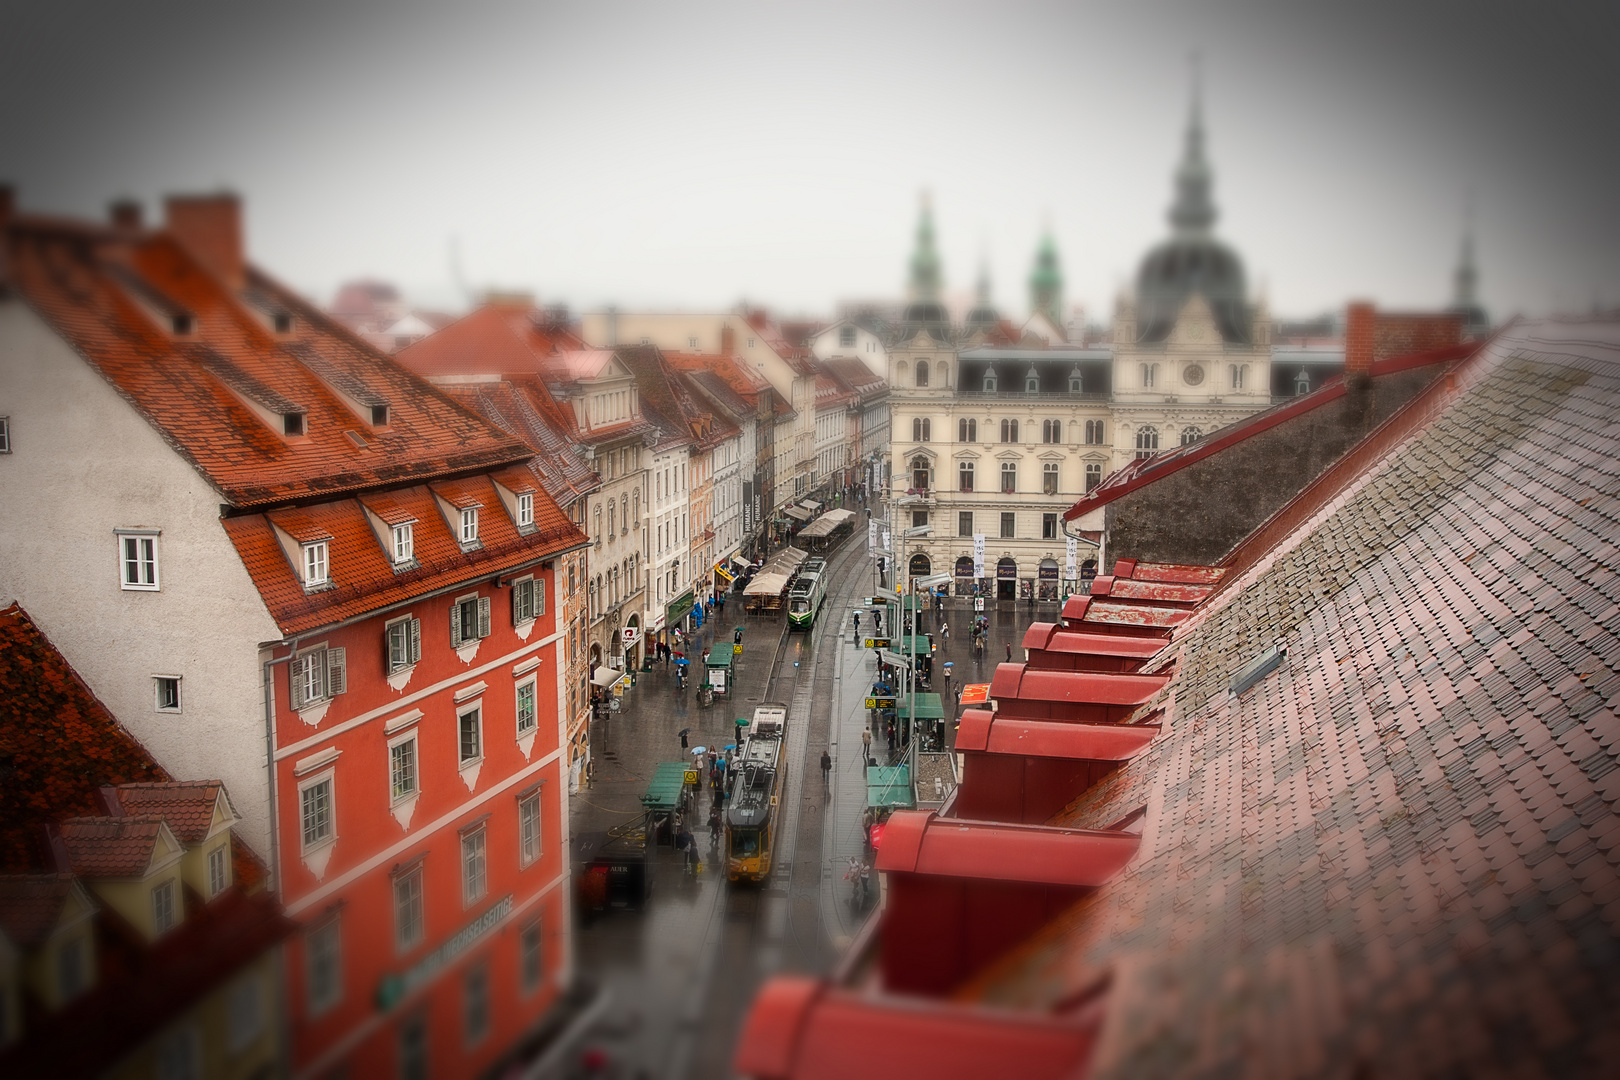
[557, 550, 1055, 1079]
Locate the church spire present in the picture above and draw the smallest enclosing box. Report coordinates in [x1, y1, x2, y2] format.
[1029, 229, 1063, 326]
[1168, 54, 1217, 238]
[908, 191, 942, 303]
[1453, 215, 1479, 311]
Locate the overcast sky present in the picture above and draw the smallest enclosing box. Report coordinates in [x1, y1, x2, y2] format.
[3, 1, 1617, 323]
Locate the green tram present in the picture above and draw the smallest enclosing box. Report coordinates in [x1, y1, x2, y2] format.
[786, 557, 828, 630]
[726, 705, 789, 882]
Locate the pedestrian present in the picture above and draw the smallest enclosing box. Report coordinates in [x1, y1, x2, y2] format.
[1006, 641, 1013, 662]
[941, 621, 949, 643]
[862, 727, 871, 757]
[954, 685, 962, 708]
[679, 728, 689, 751]
[874, 609, 883, 632]
[852, 609, 860, 634]
[708, 804, 722, 845]
[820, 749, 832, 790]
[677, 826, 695, 873]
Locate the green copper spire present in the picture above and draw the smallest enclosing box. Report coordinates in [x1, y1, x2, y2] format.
[1029, 230, 1062, 326]
[908, 192, 942, 303]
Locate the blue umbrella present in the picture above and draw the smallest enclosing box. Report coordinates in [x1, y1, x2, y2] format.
[690, 745, 707, 755]
[673, 656, 690, 666]
[723, 743, 737, 751]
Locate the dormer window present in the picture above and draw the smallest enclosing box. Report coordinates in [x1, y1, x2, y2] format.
[171, 313, 195, 335]
[392, 524, 414, 564]
[153, 878, 177, 935]
[983, 367, 997, 392]
[518, 493, 534, 528]
[303, 541, 329, 587]
[371, 404, 389, 426]
[1025, 366, 1039, 392]
[284, 412, 305, 437]
[1069, 366, 1084, 392]
[274, 312, 294, 334]
[460, 508, 479, 544]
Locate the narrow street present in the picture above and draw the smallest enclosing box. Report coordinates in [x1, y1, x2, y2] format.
[562, 537, 1051, 1079]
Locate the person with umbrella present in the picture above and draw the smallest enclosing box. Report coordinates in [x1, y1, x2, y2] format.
[679, 728, 690, 751]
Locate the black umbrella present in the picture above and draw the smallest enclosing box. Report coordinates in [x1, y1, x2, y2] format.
[678, 728, 690, 737]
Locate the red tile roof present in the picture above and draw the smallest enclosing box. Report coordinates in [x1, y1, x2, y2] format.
[392, 301, 584, 376]
[57, 815, 169, 878]
[107, 782, 232, 845]
[0, 604, 169, 869]
[0, 874, 84, 948]
[223, 474, 584, 635]
[4, 215, 535, 508]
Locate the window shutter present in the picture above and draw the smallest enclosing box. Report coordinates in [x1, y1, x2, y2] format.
[477, 596, 491, 639]
[327, 648, 346, 696]
[289, 657, 306, 711]
[409, 618, 421, 664]
[450, 602, 463, 648]
[536, 578, 546, 617]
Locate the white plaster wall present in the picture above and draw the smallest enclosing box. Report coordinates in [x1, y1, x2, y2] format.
[0, 299, 284, 855]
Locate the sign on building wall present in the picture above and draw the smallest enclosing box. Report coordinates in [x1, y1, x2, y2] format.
[973, 533, 986, 579]
[742, 480, 754, 534]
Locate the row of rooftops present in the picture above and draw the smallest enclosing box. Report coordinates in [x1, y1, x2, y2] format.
[735, 317, 1620, 1078]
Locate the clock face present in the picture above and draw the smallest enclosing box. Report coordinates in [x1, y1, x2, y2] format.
[1183, 364, 1206, 386]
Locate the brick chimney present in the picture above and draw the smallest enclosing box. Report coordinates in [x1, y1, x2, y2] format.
[1345, 301, 1375, 378]
[109, 199, 143, 231]
[164, 193, 245, 288]
[0, 184, 14, 229]
[720, 324, 736, 355]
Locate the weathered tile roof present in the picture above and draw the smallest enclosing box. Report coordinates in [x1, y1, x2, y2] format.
[392, 301, 583, 376]
[968, 318, 1620, 1077]
[222, 473, 584, 635]
[0, 874, 84, 948]
[0, 604, 168, 869]
[108, 782, 232, 845]
[57, 815, 169, 878]
[4, 217, 533, 508]
[433, 377, 601, 509]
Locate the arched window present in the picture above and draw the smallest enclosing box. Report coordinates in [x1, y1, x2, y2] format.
[915, 360, 930, 387]
[958, 461, 974, 492]
[589, 578, 598, 617]
[983, 367, 997, 392]
[1295, 369, 1311, 396]
[1085, 462, 1103, 492]
[912, 417, 931, 442]
[1069, 366, 1084, 393]
[632, 488, 639, 525]
[1043, 462, 1059, 494]
[1180, 427, 1202, 446]
[1025, 365, 1040, 393]
[1085, 419, 1105, 445]
[1000, 462, 1017, 493]
[958, 418, 977, 442]
[1000, 418, 1019, 443]
[594, 505, 602, 542]
[896, 360, 909, 384]
[1135, 426, 1159, 459]
[911, 457, 930, 491]
[1042, 419, 1060, 444]
[608, 501, 616, 536]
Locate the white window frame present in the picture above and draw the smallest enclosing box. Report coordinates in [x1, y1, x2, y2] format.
[518, 788, 541, 867]
[460, 507, 480, 544]
[302, 541, 329, 588]
[394, 862, 425, 953]
[152, 877, 177, 935]
[290, 644, 345, 710]
[461, 825, 488, 906]
[208, 844, 230, 897]
[0, 415, 9, 453]
[515, 679, 537, 737]
[512, 576, 543, 625]
[458, 703, 483, 766]
[116, 529, 160, 591]
[392, 523, 414, 565]
[227, 972, 264, 1052]
[386, 616, 421, 673]
[305, 917, 343, 1016]
[451, 593, 490, 648]
[389, 731, 419, 804]
[517, 492, 534, 528]
[298, 770, 336, 853]
[155, 675, 182, 713]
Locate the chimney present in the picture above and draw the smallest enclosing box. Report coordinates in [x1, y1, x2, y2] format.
[109, 199, 143, 231]
[164, 192, 245, 288]
[0, 184, 14, 229]
[1345, 301, 1375, 378]
[720, 324, 736, 355]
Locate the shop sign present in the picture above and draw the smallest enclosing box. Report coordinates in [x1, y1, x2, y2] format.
[960, 683, 991, 705]
[1039, 562, 1060, 580]
[996, 562, 1018, 579]
[666, 589, 695, 627]
[621, 627, 639, 646]
[376, 895, 513, 1010]
[742, 480, 755, 533]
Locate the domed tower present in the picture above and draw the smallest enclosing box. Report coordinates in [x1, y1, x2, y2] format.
[1448, 213, 1489, 339]
[1133, 75, 1250, 344]
[965, 259, 1000, 334]
[1029, 231, 1063, 328]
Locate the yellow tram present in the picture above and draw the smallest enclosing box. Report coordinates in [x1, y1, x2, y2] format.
[726, 705, 788, 882]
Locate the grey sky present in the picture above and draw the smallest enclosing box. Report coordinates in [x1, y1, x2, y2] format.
[3, 0, 1616, 322]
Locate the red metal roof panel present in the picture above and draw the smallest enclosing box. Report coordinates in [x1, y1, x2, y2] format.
[991, 665, 1169, 706]
[877, 811, 1140, 887]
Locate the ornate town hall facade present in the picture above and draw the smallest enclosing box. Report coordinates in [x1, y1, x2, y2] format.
[887, 93, 1274, 601]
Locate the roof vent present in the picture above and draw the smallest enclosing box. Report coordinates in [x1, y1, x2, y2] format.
[1230, 642, 1286, 697]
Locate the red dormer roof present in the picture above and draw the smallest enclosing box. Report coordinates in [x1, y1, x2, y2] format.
[392, 301, 584, 377]
[104, 782, 233, 845]
[4, 213, 533, 508]
[1085, 574, 1211, 607]
[57, 815, 171, 878]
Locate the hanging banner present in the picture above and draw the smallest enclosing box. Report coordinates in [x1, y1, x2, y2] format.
[1066, 535, 1078, 578]
[972, 533, 985, 579]
[882, 528, 891, 552]
[868, 520, 877, 555]
[742, 480, 755, 535]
